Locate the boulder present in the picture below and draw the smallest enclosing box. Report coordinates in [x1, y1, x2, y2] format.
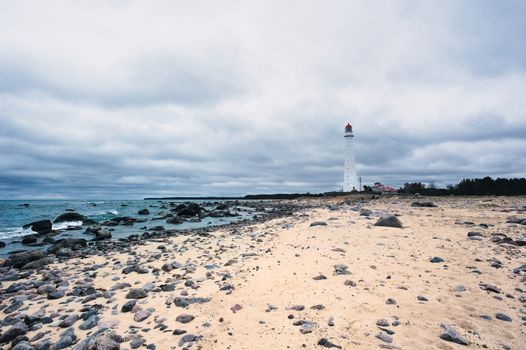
[137, 209, 150, 215]
[21, 234, 38, 245]
[166, 216, 184, 224]
[7, 250, 45, 268]
[48, 238, 87, 253]
[176, 203, 202, 216]
[411, 201, 437, 207]
[439, 324, 469, 345]
[53, 212, 88, 223]
[94, 230, 112, 241]
[374, 215, 403, 228]
[22, 220, 52, 234]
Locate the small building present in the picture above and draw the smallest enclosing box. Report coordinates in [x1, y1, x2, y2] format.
[372, 182, 397, 194]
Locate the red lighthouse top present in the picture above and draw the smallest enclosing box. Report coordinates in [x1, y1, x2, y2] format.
[345, 123, 353, 132]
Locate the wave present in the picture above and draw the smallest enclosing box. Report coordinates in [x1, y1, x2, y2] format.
[52, 221, 83, 230]
[0, 227, 34, 240]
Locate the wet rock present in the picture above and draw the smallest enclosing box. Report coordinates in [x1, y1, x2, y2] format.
[54, 212, 88, 223]
[7, 250, 45, 268]
[22, 234, 38, 245]
[138, 209, 150, 215]
[23, 220, 52, 234]
[48, 238, 87, 252]
[374, 215, 402, 228]
[94, 230, 112, 241]
[176, 314, 195, 324]
[439, 324, 469, 345]
[126, 288, 147, 299]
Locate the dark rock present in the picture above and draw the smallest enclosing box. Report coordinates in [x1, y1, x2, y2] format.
[385, 298, 396, 305]
[48, 238, 87, 252]
[376, 319, 390, 327]
[130, 338, 145, 349]
[134, 309, 151, 322]
[334, 264, 350, 275]
[138, 209, 150, 215]
[79, 315, 99, 330]
[0, 322, 28, 344]
[59, 314, 79, 328]
[317, 338, 342, 349]
[21, 234, 38, 245]
[94, 230, 112, 241]
[47, 289, 65, 300]
[0, 240, 5, 248]
[374, 215, 402, 228]
[172, 329, 186, 335]
[21, 257, 55, 270]
[480, 283, 501, 293]
[176, 314, 195, 324]
[411, 201, 436, 207]
[174, 297, 210, 308]
[4, 300, 23, 314]
[23, 220, 52, 234]
[121, 300, 136, 312]
[7, 250, 45, 268]
[310, 221, 327, 227]
[176, 203, 202, 216]
[53, 212, 88, 223]
[312, 274, 327, 280]
[495, 313, 512, 322]
[417, 295, 428, 301]
[12, 341, 35, 350]
[166, 217, 184, 224]
[439, 324, 469, 345]
[126, 288, 147, 299]
[430, 257, 444, 263]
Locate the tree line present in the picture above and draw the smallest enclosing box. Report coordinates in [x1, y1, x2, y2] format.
[397, 177, 526, 196]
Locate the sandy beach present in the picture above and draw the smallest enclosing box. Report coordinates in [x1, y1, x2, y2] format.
[1, 196, 525, 350]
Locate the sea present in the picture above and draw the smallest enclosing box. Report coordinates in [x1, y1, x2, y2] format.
[0, 199, 255, 256]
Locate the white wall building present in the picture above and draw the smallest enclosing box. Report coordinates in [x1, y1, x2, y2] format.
[343, 123, 359, 192]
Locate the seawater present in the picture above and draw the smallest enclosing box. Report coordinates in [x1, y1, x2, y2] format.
[0, 199, 254, 255]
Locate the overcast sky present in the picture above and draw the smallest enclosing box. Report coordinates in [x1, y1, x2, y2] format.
[1, 0, 525, 199]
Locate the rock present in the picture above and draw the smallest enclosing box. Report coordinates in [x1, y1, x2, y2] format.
[453, 285, 466, 292]
[174, 297, 210, 308]
[4, 300, 23, 314]
[21, 257, 55, 270]
[0, 322, 28, 344]
[299, 321, 315, 334]
[53, 212, 88, 223]
[312, 274, 327, 280]
[375, 332, 393, 343]
[439, 324, 469, 345]
[138, 209, 150, 215]
[54, 329, 77, 350]
[467, 231, 483, 237]
[334, 264, 350, 275]
[310, 221, 327, 227]
[495, 313, 512, 322]
[344, 280, 356, 287]
[134, 309, 151, 322]
[374, 215, 402, 228]
[512, 264, 526, 274]
[166, 217, 184, 224]
[7, 250, 45, 268]
[0, 241, 5, 248]
[12, 341, 35, 350]
[430, 257, 444, 263]
[376, 319, 390, 327]
[130, 337, 146, 348]
[85, 329, 122, 350]
[47, 289, 65, 299]
[59, 314, 79, 328]
[230, 304, 242, 313]
[172, 329, 186, 335]
[79, 315, 99, 330]
[411, 201, 437, 207]
[21, 234, 38, 245]
[48, 238, 87, 252]
[176, 314, 195, 324]
[121, 300, 136, 312]
[287, 305, 305, 311]
[126, 288, 147, 299]
[479, 283, 501, 293]
[176, 203, 202, 216]
[417, 295, 428, 301]
[94, 230, 112, 241]
[23, 220, 52, 234]
[385, 298, 396, 305]
[178, 334, 197, 347]
[317, 338, 342, 349]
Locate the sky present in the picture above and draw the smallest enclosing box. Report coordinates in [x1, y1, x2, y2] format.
[0, 0, 525, 199]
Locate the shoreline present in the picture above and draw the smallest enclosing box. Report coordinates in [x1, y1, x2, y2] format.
[0, 196, 525, 349]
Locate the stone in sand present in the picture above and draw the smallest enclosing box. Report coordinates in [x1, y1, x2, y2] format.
[176, 314, 195, 323]
[126, 288, 147, 299]
[439, 324, 469, 345]
[374, 216, 402, 228]
[495, 313, 512, 322]
[317, 338, 342, 348]
[310, 221, 327, 227]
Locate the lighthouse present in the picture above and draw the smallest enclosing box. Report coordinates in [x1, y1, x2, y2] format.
[343, 123, 359, 192]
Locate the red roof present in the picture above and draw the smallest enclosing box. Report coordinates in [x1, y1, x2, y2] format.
[345, 123, 352, 128]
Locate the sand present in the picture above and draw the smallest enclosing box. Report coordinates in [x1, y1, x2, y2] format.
[1, 196, 525, 349]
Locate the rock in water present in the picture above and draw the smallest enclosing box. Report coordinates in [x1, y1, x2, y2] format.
[439, 324, 469, 345]
[22, 220, 52, 234]
[374, 215, 402, 228]
[53, 212, 88, 223]
[138, 209, 150, 215]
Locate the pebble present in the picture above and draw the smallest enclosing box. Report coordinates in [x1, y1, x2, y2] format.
[495, 313, 512, 322]
[176, 314, 195, 324]
[439, 323, 469, 345]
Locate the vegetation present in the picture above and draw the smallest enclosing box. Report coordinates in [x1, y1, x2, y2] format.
[398, 177, 526, 196]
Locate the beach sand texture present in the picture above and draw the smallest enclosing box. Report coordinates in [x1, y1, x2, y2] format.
[1, 196, 525, 349]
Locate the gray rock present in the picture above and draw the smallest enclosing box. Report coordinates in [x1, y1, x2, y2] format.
[176, 314, 195, 324]
[121, 300, 136, 312]
[439, 324, 469, 345]
[0, 322, 28, 344]
[310, 221, 327, 227]
[375, 332, 393, 343]
[495, 313, 512, 322]
[12, 341, 35, 350]
[317, 338, 342, 348]
[54, 328, 77, 350]
[59, 314, 79, 328]
[374, 215, 402, 228]
[126, 288, 147, 299]
[134, 309, 151, 322]
[299, 321, 315, 334]
[430, 257, 444, 263]
[376, 319, 390, 327]
[79, 315, 99, 330]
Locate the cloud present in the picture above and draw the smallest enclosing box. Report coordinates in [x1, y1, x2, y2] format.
[0, 0, 525, 198]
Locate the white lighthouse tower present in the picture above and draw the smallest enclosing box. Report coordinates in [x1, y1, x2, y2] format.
[343, 123, 359, 192]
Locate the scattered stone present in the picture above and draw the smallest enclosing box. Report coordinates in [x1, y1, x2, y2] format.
[138, 209, 150, 215]
[334, 264, 350, 275]
[317, 338, 342, 349]
[439, 324, 469, 345]
[376, 319, 390, 327]
[126, 288, 148, 299]
[411, 201, 437, 207]
[230, 304, 242, 313]
[134, 309, 152, 322]
[495, 313, 512, 322]
[375, 332, 393, 343]
[121, 300, 136, 312]
[385, 298, 397, 305]
[79, 315, 99, 330]
[430, 257, 444, 263]
[374, 215, 402, 228]
[176, 314, 195, 324]
[312, 274, 327, 280]
[310, 221, 327, 227]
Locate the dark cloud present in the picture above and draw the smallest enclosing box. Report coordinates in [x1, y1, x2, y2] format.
[0, 1, 525, 198]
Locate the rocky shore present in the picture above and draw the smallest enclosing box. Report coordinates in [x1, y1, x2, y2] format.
[0, 196, 525, 349]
